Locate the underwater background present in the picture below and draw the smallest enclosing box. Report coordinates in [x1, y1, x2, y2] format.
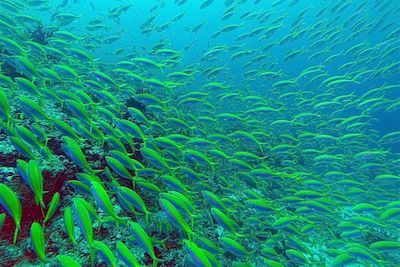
[0, 0, 400, 266]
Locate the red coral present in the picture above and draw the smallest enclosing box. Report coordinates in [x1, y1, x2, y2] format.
[166, 241, 179, 250]
[0, 169, 74, 243]
[0, 153, 28, 167]
[144, 246, 163, 266]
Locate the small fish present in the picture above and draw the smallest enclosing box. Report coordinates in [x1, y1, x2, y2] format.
[57, 255, 82, 267]
[220, 236, 250, 259]
[116, 241, 140, 267]
[184, 149, 215, 173]
[90, 181, 125, 228]
[211, 208, 243, 237]
[53, 118, 81, 140]
[160, 192, 197, 227]
[117, 186, 150, 223]
[63, 207, 76, 244]
[43, 192, 60, 225]
[72, 198, 94, 246]
[141, 145, 173, 171]
[93, 240, 117, 267]
[162, 175, 194, 194]
[17, 160, 45, 209]
[62, 137, 98, 173]
[30, 222, 46, 261]
[200, 0, 215, 9]
[369, 241, 400, 252]
[285, 249, 310, 265]
[16, 126, 50, 158]
[10, 136, 36, 159]
[65, 99, 92, 124]
[128, 221, 162, 267]
[0, 183, 22, 244]
[106, 156, 134, 181]
[115, 119, 146, 141]
[184, 239, 213, 267]
[160, 198, 194, 239]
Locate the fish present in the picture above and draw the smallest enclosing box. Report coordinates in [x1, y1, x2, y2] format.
[63, 207, 76, 244]
[90, 181, 125, 228]
[30, 222, 46, 261]
[117, 186, 150, 223]
[93, 240, 117, 267]
[62, 137, 98, 173]
[160, 198, 194, 239]
[128, 221, 162, 267]
[183, 239, 213, 267]
[71, 198, 94, 246]
[220, 236, 251, 259]
[57, 255, 82, 267]
[211, 208, 244, 237]
[16, 160, 45, 209]
[43, 192, 60, 225]
[18, 96, 49, 121]
[116, 241, 140, 267]
[0, 183, 22, 244]
[0, 0, 399, 265]
[10, 136, 37, 159]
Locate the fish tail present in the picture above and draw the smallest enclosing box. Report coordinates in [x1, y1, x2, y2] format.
[211, 163, 216, 173]
[115, 217, 120, 230]
[13, 226, 19, 244]
[39, 146, 52, 159]
[160, 64, 165, 75]
[259, 144, 264, 153]
[91, 168, 103, 174]
[37, 93, 45, 107]
[40, 203, 46, 217]
[234, 232, 246, 239]
[89, 244, 95, 267]
[153, 257, 167, 267]
[188, 230, 197, 241]
[131, 179, 136, 190]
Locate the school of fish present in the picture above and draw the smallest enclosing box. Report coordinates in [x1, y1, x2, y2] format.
[0, 0, 399, 266]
